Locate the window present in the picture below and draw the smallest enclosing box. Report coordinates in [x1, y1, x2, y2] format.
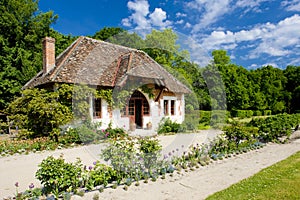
[93, 98, 101, 118]
[171, 100, 175, 115]
[128, 99, 134, 115]
[164, 100, 168, 115]
[143, 100, 150, 115]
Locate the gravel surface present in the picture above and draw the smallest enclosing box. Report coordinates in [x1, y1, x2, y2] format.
[1, 130, 299, 199]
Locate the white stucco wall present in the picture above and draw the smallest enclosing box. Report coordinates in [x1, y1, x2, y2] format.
[91, 92, 185, 131]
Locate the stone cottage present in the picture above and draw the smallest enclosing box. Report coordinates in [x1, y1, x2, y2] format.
[24, 36, 191, 132]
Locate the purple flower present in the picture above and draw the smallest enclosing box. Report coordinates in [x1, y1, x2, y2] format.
[93, 161, 97, 165]
[163, 154, 168, 159]
[29, 183, 34, 189]
[15, 182, 19, 187]
[105, 132, 109, 137]
[181, 145, 184, 148]
[172, 150, 175, 153]
[168, 152, 172, 156]
[176, 148, 179, 152]
[88, 166, 93, 170]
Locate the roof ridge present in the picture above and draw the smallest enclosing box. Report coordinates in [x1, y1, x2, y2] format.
[134, 51, 191, 93]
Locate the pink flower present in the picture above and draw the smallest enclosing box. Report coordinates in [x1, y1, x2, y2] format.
[15, 182, 19, 187]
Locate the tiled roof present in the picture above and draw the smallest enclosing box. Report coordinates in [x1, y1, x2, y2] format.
[23, 36, 191, 94]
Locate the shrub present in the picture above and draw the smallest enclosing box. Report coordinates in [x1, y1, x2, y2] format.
[101, 136, 167, 183]
[264, 110, 272, 116]
[249, 113, 300, 142]
[85, 163, 117, 190]
[253, 110, 262, 116]
[35, 155, 82, 197]
[211, 110, 228, 128]
[157, 118, 180, 134]
[199, 110, 211, 127]
[181, 111, 199, 131]
[102, 122, 127, 139]
[231, 110, 253, 119]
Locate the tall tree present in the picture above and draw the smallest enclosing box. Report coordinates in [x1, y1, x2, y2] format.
[250, 65, 287, 113]
[0, 0, 57, 110]
[284, 65, 300, 113]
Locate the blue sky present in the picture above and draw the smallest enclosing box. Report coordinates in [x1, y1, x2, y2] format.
[39, 0, 300, 69]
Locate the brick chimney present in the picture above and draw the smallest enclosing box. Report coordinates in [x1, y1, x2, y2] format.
[42, 37, 56, 74]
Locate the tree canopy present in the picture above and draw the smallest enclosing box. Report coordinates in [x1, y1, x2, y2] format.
[0, 0, 299, 116]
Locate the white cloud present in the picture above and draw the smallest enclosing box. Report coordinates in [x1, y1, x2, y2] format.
[122, 0, 172, 30]
[127, 0, 149, 14]
[282, 0, 300, 11]
[186, 0, 276, 32]
[122, 18, 131, 27]
[149, 8, 172, 28]
[235, 0, 272, 13]
[176, 12, 187, 18]
[122, 0, 150, 29]
[175, 19, 184, 24]
[186, 0, 232, 32]
[200, 14, 300, 59]
[184, 22, 192, 28]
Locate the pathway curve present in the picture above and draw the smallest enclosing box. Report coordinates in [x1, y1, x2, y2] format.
[0, 130, 299, 199]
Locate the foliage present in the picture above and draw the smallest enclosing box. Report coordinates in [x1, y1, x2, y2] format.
[180, 110, 199, 131]
[101, 136, 168, 183]
[96, 89, 113, 107]
[249, 113, 300, 142]
[6, 88, 72, 141]
[206, 151, 300, 200]
[102, 122, 127, 139]
[231, 110, 254, 119]
[222, 121, 258, 148]
[6, 84, 97, 140]
[35, 155, 82, 197]
[157, 118, 181, 134]
[92, 27, 125, 41]
[0, 0, 75, 110]
[85, 162, 117, 190]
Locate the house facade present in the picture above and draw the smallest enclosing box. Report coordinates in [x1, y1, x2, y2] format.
[24, 37, 191, 132]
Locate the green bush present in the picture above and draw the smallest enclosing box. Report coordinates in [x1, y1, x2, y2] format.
[199, 110, 211, 126]
[231, 110, 253, 118]
[263, 110, 272, 116]
[101, 136, 167, 183]
[36, 155, 82, 197]
[86, 163, 117, 189]
[198, 110, 229, 129]
[211, 110, 229, 128]
[103, 123, 127, 139]
[249, 113, 300, 142]
[157, 118, 180, 134]
[181, 111, 199, 131]
[253, 110, 262, 116]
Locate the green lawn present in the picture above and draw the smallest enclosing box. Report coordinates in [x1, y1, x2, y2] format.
[206, 151, 300, 200]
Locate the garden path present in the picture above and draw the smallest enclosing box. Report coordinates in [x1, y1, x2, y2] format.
[0, 130, 299, 199]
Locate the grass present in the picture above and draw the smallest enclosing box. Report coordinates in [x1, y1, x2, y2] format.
[206, 151, 300, 200]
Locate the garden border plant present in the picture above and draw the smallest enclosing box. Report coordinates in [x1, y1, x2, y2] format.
[8, 113, 300, 199]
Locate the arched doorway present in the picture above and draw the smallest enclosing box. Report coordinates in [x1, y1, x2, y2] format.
[128, 90, 150, 129]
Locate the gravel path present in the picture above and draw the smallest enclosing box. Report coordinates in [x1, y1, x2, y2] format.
[1, 130, 299, 199]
